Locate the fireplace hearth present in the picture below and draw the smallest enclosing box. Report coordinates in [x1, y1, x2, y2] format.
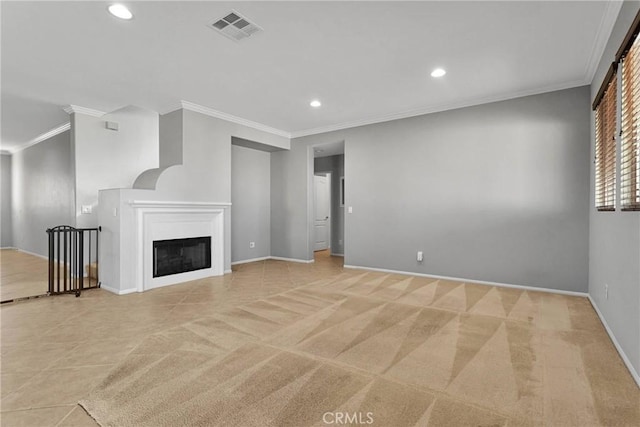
[153, 236, 211, 278]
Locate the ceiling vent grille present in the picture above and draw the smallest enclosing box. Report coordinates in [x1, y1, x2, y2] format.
[207, 11, 262, 42]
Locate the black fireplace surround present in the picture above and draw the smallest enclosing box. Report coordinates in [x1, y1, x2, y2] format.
[153, 236, 211, 278]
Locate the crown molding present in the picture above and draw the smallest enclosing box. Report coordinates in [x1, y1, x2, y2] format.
[290, 79, 588, 139]
[162, 101, 291, 139]
[584, 0, 623, 84]
[0, 149, 12, 156]
[9, 122, 71, 154]
[59, 73, 593, 146]
[63, 104, 105, 117]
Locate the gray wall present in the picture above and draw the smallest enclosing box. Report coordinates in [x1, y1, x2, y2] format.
[72, 106, 160, 229]
[1, 154, 12, 247]
[271, 144, 314, 261]
[11, 131, 74, 256]
[274, 86, 591, 292]
[159, 109, 183, 168]
[232, 145, 271, 262]
[154, 110, 230, 203]
[152, 109, 289, 205]
[97, 108, 290, 292]
[314, 154, 345, 255]
[589, 0, 640, 379]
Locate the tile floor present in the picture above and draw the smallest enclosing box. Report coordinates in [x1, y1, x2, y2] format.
[0, 250, 344, 426]
[1, 250, 49, 302]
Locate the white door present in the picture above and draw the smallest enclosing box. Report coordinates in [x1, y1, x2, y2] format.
[314, 174, 330, 251]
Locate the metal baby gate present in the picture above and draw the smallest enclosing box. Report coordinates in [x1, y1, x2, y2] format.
[46, 225, 101, 296]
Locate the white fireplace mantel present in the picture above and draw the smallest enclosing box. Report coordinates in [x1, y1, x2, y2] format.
[128, 200, 230, 292]
[128, 200, 232, 209]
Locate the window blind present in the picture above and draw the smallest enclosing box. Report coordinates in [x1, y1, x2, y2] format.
[620, 18, 640, 211]
[594, 69, 617, 211]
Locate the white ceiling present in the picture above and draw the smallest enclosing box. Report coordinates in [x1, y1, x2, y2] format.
[1, 1, 622, 152]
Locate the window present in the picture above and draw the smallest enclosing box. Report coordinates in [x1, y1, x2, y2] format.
[593, 65, 617, 211]
[619, 16, 640, 211]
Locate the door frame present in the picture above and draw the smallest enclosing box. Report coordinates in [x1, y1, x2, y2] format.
[313, 171, 332, 254]
[306, 140, 346, 262]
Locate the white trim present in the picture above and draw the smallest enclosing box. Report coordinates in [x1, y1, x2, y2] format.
[128, 200, 231, 208]
[16, 248, 48, 261]
[63, 105, 105, 117]
[331, 253, 344, 257]
[0, 246, 16, 250]
[162, 82, 594, 142]
[5, 104, 105, 153]
[231, 256, 270, 265]
[132, 205, 225, 292]
[270, 256, 314, 264]
[100, 284, 137, 296]
[584, 0, 624, 84]
[290, 80, 587, 138]
[9, 122, 71, 154]
[232, 256, 322, 266]
[343, 264, 588, 297]
[588, 295, 640, 388]
[224, 269, 232, 274]
[163, 101, 291, 139]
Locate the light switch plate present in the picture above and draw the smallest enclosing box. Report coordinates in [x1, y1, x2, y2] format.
[81, 205, 92, 214]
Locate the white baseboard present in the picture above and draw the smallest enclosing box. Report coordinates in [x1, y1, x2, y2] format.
[16, 248, 48, 261]
[0, 246, 16, 250]
[588, 295, 640, 388]
[224, 269, 232, 274]
[270, 256, 314, 264]
[331, 253, 344, 257]
[232, 256, 314, 265]
[100, 284, 137, 295]
[229, 256, 315, 266]
[231, 256, 270, 266]
[343, 264, 588, 297]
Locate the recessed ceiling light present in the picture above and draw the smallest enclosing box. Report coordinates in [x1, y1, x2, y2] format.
[108, 4, 133, 20]
[310, 100, 322, 108]
[430, 68, 446, 78]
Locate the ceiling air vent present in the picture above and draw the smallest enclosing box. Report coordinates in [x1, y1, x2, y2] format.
[207, 11, 262, 42]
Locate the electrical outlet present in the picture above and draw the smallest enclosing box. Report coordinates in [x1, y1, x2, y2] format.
[81, 205, 92, 214]
[605, 284, 609, 300]
[249, 242, 255, 249]
[417, 251, 423, 262]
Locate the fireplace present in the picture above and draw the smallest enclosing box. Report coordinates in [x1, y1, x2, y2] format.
[153, 236, 211, 278]
[128, 201, 227, 293]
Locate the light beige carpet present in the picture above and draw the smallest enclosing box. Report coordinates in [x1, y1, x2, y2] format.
[80, 272, 640, 426]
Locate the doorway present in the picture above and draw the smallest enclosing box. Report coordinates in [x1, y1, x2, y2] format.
[310, 141, 345, 261]
[314, 172, 331, 252]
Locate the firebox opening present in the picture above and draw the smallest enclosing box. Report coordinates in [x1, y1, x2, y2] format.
[153, 236, 211, 278]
